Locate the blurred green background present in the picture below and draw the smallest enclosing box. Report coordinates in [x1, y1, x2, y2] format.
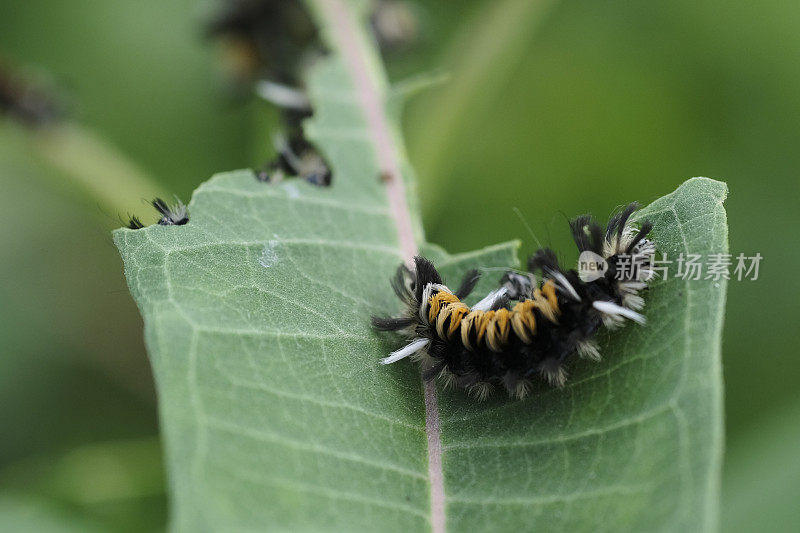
[1, 0, 798, 531]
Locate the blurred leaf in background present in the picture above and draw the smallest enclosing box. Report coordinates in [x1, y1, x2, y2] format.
[0, 0, 262, 195]
[722, 396, 800, 532]
[0, 124, 167, 531]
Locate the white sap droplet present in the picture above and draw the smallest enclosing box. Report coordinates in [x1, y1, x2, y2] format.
[258, 240, 280, 268]
[284, 183, 300, 198]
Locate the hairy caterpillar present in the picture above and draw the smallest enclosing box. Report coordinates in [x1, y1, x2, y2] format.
[152, 198, 188, 226]
[125, 198, 188, 230]
[256, 134, 332, 186]
[373, 203, 655, 400]
[0, 60, 62, 128]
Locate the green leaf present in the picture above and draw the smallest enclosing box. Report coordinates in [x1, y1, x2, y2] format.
[114, 165, 519, 530]
[434, 177, 728, 532]
[114, 0, 727, 529]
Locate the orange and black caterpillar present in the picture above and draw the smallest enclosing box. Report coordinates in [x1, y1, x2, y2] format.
[372, 203, 655, 399]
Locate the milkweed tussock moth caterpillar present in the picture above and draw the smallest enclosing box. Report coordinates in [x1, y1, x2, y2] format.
[204, 0, 332, 187]
[373, 203, 656, 400]
[205, 0, 320, 88]
[125, 198, 188, 230]
[0, 60, 63, 128]
[256, 134, 332, 187]
[152, 198, 188, 226]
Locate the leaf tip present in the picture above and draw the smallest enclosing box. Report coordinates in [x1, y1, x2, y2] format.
[681, 176, 729, 204]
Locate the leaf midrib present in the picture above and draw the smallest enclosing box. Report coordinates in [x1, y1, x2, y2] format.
[310, 1, 446, 530]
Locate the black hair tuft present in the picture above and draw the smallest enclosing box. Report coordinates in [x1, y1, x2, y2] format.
[127, 215, 145, 230]
[152, 198, 188, 226]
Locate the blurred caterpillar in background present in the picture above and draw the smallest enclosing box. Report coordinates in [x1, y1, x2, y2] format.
[0, 59, 63, 128]
[373, 203, 655, 400]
